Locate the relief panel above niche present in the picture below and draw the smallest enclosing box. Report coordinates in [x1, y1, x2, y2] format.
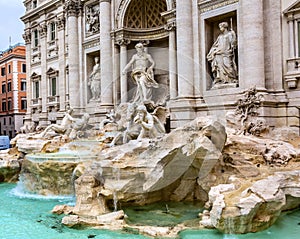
[85, 3, 100, 36]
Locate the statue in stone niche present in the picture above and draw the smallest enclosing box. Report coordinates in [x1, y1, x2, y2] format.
[41, 108, 75, 137]
[122, 43, 159, 103]
[134, 104, 166, 140]
[88, 56, 101, 101]
[207, 21, 237, 86]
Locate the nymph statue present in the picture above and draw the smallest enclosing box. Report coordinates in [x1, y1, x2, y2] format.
[88, 56, 101, 101]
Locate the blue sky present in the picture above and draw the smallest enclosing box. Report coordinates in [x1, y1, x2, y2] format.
[0, 0, 25, 51]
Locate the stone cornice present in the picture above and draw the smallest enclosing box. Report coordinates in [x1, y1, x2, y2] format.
[112, 27, 169, 43]
[198, 0, 239, 13]
[21, 0, 60, 21]
[161, 9, 176, 31]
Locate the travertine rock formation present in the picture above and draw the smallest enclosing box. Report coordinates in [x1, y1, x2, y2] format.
[201, 171, 300, 234]
[60, 116, 226, 225]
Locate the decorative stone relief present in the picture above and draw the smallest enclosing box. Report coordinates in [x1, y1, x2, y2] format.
[22, 30, 31, 44]
[85, 4, 100, 35]
[198, 0, 239, 13]
[234, 87, 266, 136]
[56, 16, 66, 31]
[38, 23, 47, 38]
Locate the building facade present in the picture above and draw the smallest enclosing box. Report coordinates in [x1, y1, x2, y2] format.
[0, 44, 27, 138]
[20, 0, 300, 133]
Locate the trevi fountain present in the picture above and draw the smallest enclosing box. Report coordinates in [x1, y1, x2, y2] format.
[1, 76, 300, 238]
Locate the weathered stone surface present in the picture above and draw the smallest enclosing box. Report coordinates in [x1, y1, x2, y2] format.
[73, 175, 109, 217]
[96, 210, 125, 224]
[52, 205, 73, 215]
[94, 116, 226, 206]
[201, 170, 300, 234]
[12, 134, 50, 154]
[0, 149, 21, 182]
[19, 157, 79, 195]
[58, 116, 226, 230]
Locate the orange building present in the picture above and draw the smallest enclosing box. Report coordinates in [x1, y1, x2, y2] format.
[0, 43, 27, 139]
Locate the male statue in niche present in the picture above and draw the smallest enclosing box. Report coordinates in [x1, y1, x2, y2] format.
[207, 21, 238, 86]
[122, 43, 159, 104]
[88, 56, 101, 101]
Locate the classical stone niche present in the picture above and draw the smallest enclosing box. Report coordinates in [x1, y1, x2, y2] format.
[113, 0, 168, 42]
[205, 11, 238, 90]
[124, 0, 167, 28]
[86, 52, 101, 103]
[85, 3, 100, 36]
[284, 0, 300, 89]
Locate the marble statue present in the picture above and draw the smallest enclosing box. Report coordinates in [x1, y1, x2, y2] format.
[108, 103, 140, 146]
[41, 108, 74, 137]
[207, 22, 237, 86]
[20, 122, 37, 134]
[99, 109, 116, 130]
[69, 113, 90, 139]
[88, 56, 101, 101]
[122, 43, 159, 103]
[134, 104, 166, 140]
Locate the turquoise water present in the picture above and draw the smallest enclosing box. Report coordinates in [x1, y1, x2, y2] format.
[0, 183, 148, 239]
[1, 183, 300, 239]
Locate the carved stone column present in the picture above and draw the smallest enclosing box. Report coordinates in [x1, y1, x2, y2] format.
[100, 0, 113, 105]
[57, 16, 66, 111]
[241, 0, 265, 90]
[22, 29, 32, 119]
[176, 0, 194, 98]
[162, 9, 177, 99]
[39, 22, 48, 114]
[117, 39, 130, 103]
[65, 0, 80, 109]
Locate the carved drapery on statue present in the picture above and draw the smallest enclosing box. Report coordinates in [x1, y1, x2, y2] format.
[207, 21, 238, 89]
[88, 56, 101, 102]
[122, 43, 159, 104]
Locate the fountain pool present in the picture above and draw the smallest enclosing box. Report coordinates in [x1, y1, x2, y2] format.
[1, 183, 300, 239]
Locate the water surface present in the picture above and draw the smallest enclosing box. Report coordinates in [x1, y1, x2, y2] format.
[1, 183, 300, 239]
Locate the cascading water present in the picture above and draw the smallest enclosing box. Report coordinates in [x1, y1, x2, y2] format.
[112, 167, 121, 211]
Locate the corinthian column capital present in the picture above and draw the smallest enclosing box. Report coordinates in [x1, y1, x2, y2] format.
[64, 0, 81, 17]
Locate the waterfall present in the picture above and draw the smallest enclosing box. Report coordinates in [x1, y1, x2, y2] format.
[112, 167, 120, 211]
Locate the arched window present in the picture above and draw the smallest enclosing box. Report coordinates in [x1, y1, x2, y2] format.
[124, 0, 167, 29]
